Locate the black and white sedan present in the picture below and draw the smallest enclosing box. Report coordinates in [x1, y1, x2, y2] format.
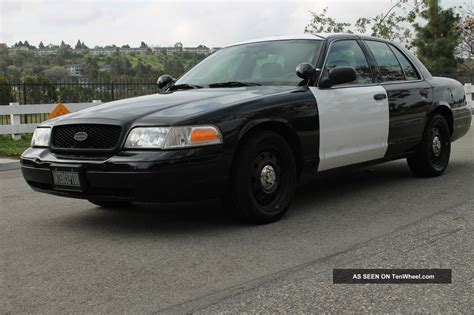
[21, 34, 472, 223]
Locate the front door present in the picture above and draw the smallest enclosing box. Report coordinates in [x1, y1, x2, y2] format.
[310, 39, 390, 172]
[310, 86, 389, 171]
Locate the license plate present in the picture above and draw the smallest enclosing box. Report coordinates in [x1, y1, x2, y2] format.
[52, 167, 83, 191]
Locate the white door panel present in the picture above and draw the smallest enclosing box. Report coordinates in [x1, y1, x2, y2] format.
[309, 86, 389, 171]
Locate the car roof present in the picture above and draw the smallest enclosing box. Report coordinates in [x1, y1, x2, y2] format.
[227, 34, 324, 47]
[226, 33, 388, 48]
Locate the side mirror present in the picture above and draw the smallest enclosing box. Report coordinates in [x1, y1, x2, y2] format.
[157, 74, 175, 89]
[320, 67, 357, 88]
[296, 63, 317, 80]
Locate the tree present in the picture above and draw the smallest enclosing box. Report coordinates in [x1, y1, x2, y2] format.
[58, 40, 73, 59]
[163, 58, 184, 78]
[355, 0, 424, 49]
[0, 43, 8, 56]
[140, 41, 147, 48]
[305, 1, 424, 49]
[83, 55, 99, 80]
[6, 66, 21, 81]
[413, 0, 461, 74]
[22, 76, 57, 104]
[455, 4, 473, 59]
[39, 41, 45, 49]
[304, 8, 352, 34]
[74, 40, 88, 49]
[135, 60, 153, 80]
[42, 66, 70, 82]
[0, 75, 12, 105]
[111, 55, 133, 76]
[75, 40, 82, 50]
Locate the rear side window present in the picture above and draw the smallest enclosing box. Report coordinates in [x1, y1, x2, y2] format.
[325, 40, 373, 85]
[365, 41, 405, 82]
[389, 45, 420, 80]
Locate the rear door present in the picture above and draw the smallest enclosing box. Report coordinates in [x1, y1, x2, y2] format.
[363, 40, 433, 156]
[309, 39, 390, 171]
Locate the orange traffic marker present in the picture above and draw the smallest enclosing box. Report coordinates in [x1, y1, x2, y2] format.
[48, 103, 70, 119]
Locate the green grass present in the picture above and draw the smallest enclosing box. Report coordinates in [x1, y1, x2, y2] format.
[0, 134, 32, 159]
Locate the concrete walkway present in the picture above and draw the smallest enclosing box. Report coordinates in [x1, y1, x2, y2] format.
[0, 158, 20, 171]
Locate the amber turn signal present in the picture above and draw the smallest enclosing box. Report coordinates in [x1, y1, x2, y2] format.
[190, 127, 221, 143]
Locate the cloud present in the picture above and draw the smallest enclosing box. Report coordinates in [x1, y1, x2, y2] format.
[0, 0, 465, 47]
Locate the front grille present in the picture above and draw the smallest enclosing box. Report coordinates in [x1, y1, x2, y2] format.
[51, 124, 122, 151]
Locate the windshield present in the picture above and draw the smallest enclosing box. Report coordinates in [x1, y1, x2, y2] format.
[175, 40, 323, 87]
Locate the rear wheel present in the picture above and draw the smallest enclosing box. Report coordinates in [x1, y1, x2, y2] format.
[88, 199, 132, 208]
[407, 114, 451, 177]
[228, 131, 297, 224]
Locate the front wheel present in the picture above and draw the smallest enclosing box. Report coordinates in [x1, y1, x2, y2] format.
[228, 131, 297, 224]
[407, 114, 451, 177]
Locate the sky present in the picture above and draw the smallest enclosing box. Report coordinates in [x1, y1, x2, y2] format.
[0, 0, 469, 48]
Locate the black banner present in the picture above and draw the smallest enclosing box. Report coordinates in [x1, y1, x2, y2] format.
[333, 269, 451, 284]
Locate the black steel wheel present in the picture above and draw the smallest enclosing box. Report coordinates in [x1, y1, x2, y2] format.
[407, 114, 451, 177]
[229, 130, 297, 224]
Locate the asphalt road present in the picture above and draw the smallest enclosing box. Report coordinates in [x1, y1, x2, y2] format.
[1, 129, 473, 313]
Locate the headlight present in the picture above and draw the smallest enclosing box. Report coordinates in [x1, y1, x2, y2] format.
[124, 125, 222, 149]
[31, 127, 51, 147]
[124, 127, 170, 149]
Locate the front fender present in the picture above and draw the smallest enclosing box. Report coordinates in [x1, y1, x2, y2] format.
[237, 118, 294, 141]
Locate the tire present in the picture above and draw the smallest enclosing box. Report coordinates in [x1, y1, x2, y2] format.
[407, 114, 451, 177]
[228, 131, 297, 224]
[88, 199, 132, 208]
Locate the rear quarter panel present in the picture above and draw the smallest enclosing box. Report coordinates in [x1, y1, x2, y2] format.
[429, 77, 472, 142]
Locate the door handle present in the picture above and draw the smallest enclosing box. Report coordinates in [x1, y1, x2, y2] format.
[374, 93, 387, 100]
[420, 88, 430, 97]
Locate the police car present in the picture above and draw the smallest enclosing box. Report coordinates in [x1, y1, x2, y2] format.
[21, 34, 472, 223]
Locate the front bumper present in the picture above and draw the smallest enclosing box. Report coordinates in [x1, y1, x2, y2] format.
[20, 146, 229, 202]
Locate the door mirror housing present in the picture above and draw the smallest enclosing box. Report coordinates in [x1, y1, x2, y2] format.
[157, 75, 175, 89]
[296, 63, 317, 80]
[319, 67, 357, 88]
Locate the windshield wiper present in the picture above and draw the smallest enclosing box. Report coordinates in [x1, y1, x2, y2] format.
[208, 81, 261, 88]
[169, 83, 203, 91]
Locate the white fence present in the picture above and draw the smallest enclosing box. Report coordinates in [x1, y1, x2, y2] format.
[0, 84, 473, 140]
[0, 101, 102, 139]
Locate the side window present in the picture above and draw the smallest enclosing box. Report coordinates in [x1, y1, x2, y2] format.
[389, 45, 420, 80]
[325, 40, 373, 85]
[365, 41, 405, 82]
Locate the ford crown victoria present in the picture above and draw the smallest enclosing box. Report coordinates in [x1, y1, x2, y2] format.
[21, 34, 472, 223]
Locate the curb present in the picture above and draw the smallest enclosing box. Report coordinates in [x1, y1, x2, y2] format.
[0, 159, 20, 172]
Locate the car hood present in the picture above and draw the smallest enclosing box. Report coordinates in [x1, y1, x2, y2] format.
[46, 86, 301, 126]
